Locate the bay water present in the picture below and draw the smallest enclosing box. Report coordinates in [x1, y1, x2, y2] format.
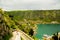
[34, 24, 60, 39]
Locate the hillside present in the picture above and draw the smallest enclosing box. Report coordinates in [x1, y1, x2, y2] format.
[0, 9, 37, 40]
[5, 10, 60, 24]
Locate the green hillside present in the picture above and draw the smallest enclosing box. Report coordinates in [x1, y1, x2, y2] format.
[0, 9, 37, 40]
[5, 10, 60, 24]
[0, 8, 60, 40]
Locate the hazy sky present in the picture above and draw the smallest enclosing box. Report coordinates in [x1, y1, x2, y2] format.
[0, 0, 60, 10]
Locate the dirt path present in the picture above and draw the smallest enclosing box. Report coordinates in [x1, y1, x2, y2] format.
[9, 31, 21, 40]
[9, 30, 34, 40]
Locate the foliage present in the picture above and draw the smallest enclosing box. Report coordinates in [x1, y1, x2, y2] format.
[0, 9, 37, 40]
[0, 9, 12, 40]
[1, 8, 60, 40]
[5, 10, 60, 23]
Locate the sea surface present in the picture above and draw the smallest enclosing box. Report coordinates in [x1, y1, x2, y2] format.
[34, 24, 60, 39]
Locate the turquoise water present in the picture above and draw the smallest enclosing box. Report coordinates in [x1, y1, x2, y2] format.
[35, 24, 60, 39]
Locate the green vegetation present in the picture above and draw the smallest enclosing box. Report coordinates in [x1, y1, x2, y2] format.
[0, 9, 37, 40]
[0, 9, 12, 40]
[5, 10, 60, 24]
[0, 8, 60, 40]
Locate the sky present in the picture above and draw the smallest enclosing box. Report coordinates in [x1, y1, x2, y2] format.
[0, 0, 60, 11]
